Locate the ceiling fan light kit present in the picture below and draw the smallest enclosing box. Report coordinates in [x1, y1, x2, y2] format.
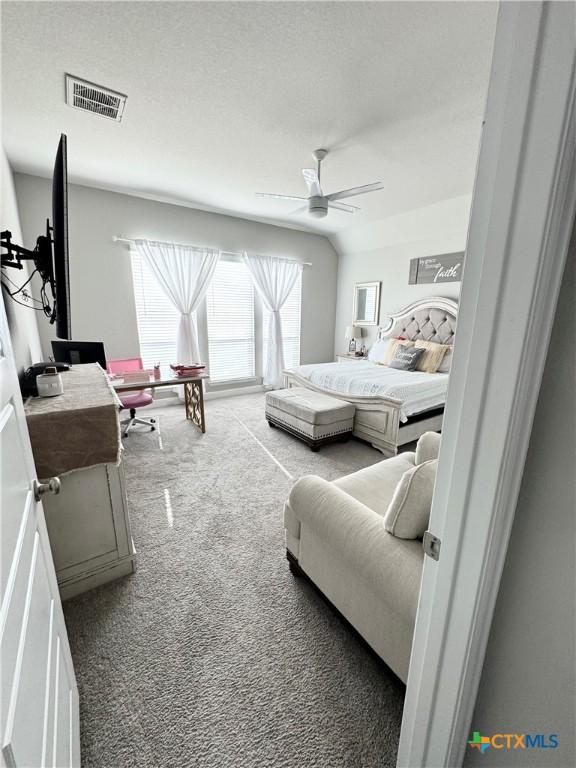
[256, 148, 383, 219]
[308, 195, 328, 218]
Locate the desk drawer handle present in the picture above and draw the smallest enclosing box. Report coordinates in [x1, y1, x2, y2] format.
[33, 477, 61, 501]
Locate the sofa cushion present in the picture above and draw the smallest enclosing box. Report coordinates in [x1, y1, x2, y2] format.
[415, 431, 441, 464]
[384, 459, 437, 539]
[265, 387, 355, 426]
[333, 452, 416, 517]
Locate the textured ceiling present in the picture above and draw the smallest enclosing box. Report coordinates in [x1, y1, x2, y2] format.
[1, 1, 496, 234]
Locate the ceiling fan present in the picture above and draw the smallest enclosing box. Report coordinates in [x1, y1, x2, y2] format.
[256, 148, 384, 218]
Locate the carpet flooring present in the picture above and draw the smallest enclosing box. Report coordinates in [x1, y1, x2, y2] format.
[63, 393, 406, 768]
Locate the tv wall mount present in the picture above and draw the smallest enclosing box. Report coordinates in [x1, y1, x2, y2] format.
[1, 223, 56, 319]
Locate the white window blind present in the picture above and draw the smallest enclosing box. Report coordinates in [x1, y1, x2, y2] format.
[263, 271, 302, 370]
[131, 249, 179, 376]
[206, 260, 255, 383]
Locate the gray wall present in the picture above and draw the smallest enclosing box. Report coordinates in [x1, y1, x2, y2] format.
[466, 236, 575, 767]
[330, 195, 469, 354]
[14, 174, 338, 366]
[1, 149, 42, 374]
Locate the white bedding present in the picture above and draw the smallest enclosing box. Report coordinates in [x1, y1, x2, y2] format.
[290, 360, 449, 422]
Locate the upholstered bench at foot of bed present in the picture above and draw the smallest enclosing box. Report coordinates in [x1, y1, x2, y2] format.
[265, 387, 355, 451]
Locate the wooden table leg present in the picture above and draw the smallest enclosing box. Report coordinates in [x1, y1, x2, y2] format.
[185, 380, 206, 433]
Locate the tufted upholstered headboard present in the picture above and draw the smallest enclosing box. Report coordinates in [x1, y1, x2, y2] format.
[377, 297, 458, 345]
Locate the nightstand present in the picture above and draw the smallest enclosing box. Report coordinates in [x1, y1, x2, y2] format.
[336, 354, 367, 363]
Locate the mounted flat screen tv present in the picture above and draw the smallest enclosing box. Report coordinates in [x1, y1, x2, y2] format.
[52, 134, 71, 339]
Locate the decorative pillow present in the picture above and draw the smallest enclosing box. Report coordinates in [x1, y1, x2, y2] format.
[388, 345, 425, 371]
[415, 431, 441, 465]
[379, 338, 415, 365]
[437, 348, 452, 374]
[384, 459, 438, 539]
[414, 340, 450, 373]
[367, 338, 391, 363]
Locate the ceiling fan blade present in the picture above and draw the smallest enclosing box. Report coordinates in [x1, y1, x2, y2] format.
[326, 182, 384, 202]
[290, 205, 309, 216]
[328, 201, 359, 213]
[256, 193, 307, 201]
[302, 168, 322, 196]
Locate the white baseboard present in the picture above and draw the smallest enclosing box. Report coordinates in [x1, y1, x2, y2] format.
[143, 383, 266, 409]
[205, 384, 265, 400]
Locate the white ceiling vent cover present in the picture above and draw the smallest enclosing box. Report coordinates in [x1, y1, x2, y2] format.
[65, 75, 127, 122]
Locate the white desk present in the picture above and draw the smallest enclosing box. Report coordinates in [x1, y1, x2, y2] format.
[112, 372, 209, 433]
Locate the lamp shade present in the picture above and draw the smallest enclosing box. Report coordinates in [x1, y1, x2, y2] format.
[345, 325, 362, 340]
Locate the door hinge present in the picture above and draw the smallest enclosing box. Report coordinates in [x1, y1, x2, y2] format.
[423, 531, 441, 561]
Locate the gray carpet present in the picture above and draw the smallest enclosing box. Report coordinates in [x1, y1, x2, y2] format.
[63, 393, 405, 768]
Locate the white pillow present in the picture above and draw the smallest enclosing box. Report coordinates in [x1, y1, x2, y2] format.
[368, 338, 391, 362]
[384, 459, 437, 539]
[437, 348, 452, 374]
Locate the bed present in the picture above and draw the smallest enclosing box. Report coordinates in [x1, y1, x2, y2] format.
[284, 296, 458, 456]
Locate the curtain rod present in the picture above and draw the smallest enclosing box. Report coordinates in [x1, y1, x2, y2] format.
[112, 236, 312, 266]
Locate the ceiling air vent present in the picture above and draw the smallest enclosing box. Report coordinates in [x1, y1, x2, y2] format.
[65, 75, 127, 122]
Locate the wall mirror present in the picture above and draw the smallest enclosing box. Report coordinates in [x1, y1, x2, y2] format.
[353, 282, 381, 326]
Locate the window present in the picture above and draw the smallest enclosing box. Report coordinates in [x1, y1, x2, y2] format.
[131, 252, 302, 385]
[263, 271, 302, 370]
[206, 259, 255, 383]
[131, 250, 179, 375]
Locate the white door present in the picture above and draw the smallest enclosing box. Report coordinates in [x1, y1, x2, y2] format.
[0, 294, 80, 767]
[398, 2, 576, 766]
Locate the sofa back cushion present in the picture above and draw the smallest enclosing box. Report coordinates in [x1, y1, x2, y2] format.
[333, 452, 416, 517]
[384, 459, 437, 539]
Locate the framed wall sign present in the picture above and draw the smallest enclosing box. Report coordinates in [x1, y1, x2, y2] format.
[408, 252, 464, 285]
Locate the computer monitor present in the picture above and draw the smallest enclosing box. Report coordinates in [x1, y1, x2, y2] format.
[52, 340, 107, 369]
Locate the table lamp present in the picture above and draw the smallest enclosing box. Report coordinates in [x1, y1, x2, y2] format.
[345, 325, 362, 353]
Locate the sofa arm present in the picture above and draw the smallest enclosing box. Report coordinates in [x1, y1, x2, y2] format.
[289, 475, 385, 552]
[288, 475, 423, 619]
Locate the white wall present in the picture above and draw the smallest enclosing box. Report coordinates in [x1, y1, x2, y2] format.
[330, 195, 469, 353]
[14, 174, 338, 365]
[1, 149, 42, 373]
[466, 236, 575, 767]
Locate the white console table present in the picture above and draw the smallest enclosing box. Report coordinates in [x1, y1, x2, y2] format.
[25, 363, 136, 599]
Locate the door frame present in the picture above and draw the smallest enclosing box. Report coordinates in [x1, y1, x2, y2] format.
[398, 3, 576, 766]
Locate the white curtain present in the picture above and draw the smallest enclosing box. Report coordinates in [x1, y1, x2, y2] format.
[135, 239, 219, 364]
[243, 253, 302, 388]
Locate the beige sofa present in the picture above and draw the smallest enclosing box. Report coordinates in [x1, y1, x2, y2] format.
[283, 432, 440, 683]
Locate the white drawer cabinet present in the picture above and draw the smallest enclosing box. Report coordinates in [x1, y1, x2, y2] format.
[43, 460, 136, 599]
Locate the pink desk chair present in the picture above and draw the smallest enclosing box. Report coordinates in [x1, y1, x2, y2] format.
[107, 357, 156, 437]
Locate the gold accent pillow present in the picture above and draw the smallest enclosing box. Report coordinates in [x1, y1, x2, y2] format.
[414, 340, 450, 373]
[379, 338, 415, 365]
